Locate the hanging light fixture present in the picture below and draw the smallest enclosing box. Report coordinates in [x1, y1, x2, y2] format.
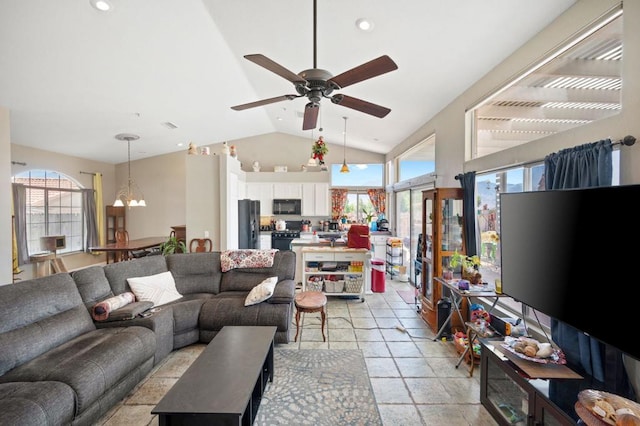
[113, 133, 146, 208]
[340, 116, 350, 173]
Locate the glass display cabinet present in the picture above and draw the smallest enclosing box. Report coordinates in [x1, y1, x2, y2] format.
[420, 188, 465, 333]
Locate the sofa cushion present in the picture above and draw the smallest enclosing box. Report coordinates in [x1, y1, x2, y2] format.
[0, 273, 96, 376]
[0, 381, 75, 426]
[0, 326, 155, 415]
[244, 277, 278, 306]
[220, 250, 296, 293]
[199, 295, 291, 333]
[103, 255, 168, 295]
[72, 266, 114, 311]
[167, 252, 222, 294]
[127, 271, 183, 307]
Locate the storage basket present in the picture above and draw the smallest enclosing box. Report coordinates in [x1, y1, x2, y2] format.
[324, 280, 344, 293]
[306, 278, 323, 292]
[344, 276, 363, 293]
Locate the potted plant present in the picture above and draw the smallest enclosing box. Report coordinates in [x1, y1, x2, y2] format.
[449, 250, 482, 283]
[159, 236, 187, 255]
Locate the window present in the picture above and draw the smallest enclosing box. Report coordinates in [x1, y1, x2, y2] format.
[331, 163, 384, 187]
[397, 135, 435, 182]
[13, 170, 85, 255]
[475, 151, 620, 330]
[342, 192, 374, 224]
[468, 11, 622, 159]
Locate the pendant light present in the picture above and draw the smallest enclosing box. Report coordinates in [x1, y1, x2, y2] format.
[113, 133, 146, 208]
[340, 116, 350, 173]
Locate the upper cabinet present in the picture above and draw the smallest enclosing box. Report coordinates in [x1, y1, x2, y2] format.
[273, 183, 302, 199]
[246, 182, 274, 216]
[301, 182, 330, 216]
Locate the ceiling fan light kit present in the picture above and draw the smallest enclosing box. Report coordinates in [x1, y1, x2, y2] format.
[230, 0, 397, 131]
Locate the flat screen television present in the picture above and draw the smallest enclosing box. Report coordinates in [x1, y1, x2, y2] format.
[500, 184, 640, 361]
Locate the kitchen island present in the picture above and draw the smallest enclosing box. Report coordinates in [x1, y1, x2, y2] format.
[299, 247, 371, 300]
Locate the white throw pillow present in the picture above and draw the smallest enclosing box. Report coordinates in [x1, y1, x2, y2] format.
[244, 276, 278, 306]
[127, 271, 183, 307]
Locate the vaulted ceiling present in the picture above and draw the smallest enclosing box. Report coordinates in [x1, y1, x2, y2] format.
[0, 0, 577, 164]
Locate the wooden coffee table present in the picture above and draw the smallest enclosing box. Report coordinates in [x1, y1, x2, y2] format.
[152, 326, 276, 426]
[294, 291, 327, 342]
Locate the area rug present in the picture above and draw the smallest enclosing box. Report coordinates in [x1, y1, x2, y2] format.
[254, 349, 382, 425]
[397, 289, 416, 304]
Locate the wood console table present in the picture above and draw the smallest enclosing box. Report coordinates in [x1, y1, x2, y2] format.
[152, 326, 276, 426]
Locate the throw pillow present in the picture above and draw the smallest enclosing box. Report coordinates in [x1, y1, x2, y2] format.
[244, 276, 278, 306]
[127, 271, 183, 307]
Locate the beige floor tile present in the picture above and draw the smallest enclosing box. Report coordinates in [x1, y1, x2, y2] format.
[370, 378, 413, 403]
[125, 377, 178, 405]
[387, 341, 423, 357]
[365, 357, 401, 377]
[395, 357, 437, 378]
[100, 404, 156, 426]
[355, 328, 385, 342]
[351, 317, 378, 328]
[328, 341, 358, 349]
[377, 404, 423, 426]
[381, 328, 414, 342]
[404, 378, 453, 404]
[359, 341, 392, 357]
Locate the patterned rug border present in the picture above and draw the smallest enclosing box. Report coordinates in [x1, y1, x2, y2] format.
[254, 349, 382, 426]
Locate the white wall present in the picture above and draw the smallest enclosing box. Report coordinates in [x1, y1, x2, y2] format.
[386, 0, 640, 187]
[0, 108, 11, 285]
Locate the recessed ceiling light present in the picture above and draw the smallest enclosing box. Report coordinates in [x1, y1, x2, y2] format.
[90, 0, 112, 12]
[355, 18, 374, 31]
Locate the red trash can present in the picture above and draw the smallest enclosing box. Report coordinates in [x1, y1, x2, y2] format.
[371, 258, 386, 293]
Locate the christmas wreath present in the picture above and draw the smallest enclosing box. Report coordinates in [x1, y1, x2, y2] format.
[311, 136, 328, 164]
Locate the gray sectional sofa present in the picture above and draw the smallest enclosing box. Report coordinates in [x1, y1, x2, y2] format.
[0, 250, 296, 426]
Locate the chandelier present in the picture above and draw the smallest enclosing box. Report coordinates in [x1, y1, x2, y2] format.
[340, 116, 350, 173]
[113, 133, 146, 208]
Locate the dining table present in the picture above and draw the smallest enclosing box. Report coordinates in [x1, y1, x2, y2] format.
[89, 236, 167, 263]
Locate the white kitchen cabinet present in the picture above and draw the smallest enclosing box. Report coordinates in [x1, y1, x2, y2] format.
[301, 183, 329, 216]
[273, 183, 302, 199]
[246, 182, 274, 215]
[302, 248, 367, 302]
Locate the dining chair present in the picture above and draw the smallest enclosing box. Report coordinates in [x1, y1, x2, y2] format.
[115, 230, 150, 260]
[189, 238, 213, 253]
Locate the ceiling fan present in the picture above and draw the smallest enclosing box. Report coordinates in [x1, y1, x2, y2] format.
[230, 0, 398, 130]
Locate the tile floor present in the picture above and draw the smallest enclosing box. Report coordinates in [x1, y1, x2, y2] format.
[97, 278, 499, 426]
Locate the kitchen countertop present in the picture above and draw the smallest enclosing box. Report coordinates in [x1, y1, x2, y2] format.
[301, 246, 369, 253]
[291, 238, 347, 247]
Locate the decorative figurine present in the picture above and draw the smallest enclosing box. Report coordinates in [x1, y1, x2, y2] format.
[188, 142, 198, 155]
[221, 141, 230, 155]
[252, 161, 261, 172]
[230, 145, 237, 158]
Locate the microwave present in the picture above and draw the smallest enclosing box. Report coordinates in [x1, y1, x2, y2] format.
[273, 199, 301, 215]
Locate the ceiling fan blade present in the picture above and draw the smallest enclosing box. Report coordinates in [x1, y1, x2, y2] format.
[302, 103, 320, 130]
[244, 54, 307, 84]
[231, 95, 298, 111]
[331, 94, 391, 118]
[328, 55, 398, 89]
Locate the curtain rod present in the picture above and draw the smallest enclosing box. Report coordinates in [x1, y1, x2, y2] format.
[11, 161, 26, 166]
[613, 135, 636, 146]
[457, 135, 636, 179]
[79, 171, 97, 175]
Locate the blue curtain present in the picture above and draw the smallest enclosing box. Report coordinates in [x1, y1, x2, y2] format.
[544, 139, 612, 382]
[456, 172, 477, 257]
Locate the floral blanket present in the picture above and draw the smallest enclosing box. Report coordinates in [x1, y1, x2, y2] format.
[221, 249, 278, 272]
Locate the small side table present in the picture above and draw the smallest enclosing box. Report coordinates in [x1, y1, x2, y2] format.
[294, 291, 327, 342]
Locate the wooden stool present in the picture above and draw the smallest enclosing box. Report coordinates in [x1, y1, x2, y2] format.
[294, 291, 327, 342]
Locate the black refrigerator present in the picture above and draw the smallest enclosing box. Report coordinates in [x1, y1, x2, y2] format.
[238, 199, 260, 249]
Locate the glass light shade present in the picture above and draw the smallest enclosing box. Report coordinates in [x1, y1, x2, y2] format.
[128, 200, 139, 207]
[113, 199, 124, 207]
[340, 161, 350, 173]
[138, 199, 146, 207]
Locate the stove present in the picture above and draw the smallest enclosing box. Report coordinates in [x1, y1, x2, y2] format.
[271, 230, 300, 250]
